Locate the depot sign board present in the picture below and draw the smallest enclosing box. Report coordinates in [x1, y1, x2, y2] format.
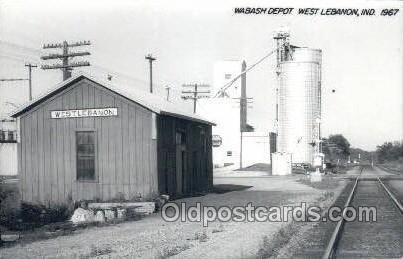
[51, 108, 118, 119]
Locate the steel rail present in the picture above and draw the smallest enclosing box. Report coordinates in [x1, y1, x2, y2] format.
[322, 167, 363, 259]
[377, 177, 403, 214]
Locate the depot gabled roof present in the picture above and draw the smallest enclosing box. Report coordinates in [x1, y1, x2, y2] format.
[10, 73, 215, 126]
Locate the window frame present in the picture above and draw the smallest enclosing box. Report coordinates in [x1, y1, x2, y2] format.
[0, 130, 5, 141]
[224, 73, 232, 80]
[7, 131, 14, 142]
[75, 129, 98, 182]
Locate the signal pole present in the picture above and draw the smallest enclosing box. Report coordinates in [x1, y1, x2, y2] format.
[41, 40, 91, 81]
[145, 54, 156, 93]
[240, 60, 247, 169]
[240, 60, 247, 132]
[181, 83, 210, 113]
[25, 63, 37, 101]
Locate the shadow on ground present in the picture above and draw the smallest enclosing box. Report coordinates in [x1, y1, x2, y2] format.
[213, 184, 253, 194]
[234, 163, 271, 173]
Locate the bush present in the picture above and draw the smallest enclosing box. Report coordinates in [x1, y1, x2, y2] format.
[1, 201, 71, 231]
[0, 183, 20, 228]
[0, 207, 20, 228]
[20, 203, 70, 226]
[376, 141, 403, 163]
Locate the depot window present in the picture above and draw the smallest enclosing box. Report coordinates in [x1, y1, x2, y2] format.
[76, 131, 96, 181]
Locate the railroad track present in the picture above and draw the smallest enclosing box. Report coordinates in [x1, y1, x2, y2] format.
[323, 166, 403, 258]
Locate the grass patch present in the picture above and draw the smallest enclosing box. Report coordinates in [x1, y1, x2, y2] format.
[257, 223, 304, 258]
[89, 244, 114, 257]
[378, 159, 403, 174]
[212, 224, 225, 234]
[297, 176, 341, 190]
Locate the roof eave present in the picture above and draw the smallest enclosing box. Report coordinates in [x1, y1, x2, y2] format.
[160, 111, 216, 126]
[10, 75, 86, 118]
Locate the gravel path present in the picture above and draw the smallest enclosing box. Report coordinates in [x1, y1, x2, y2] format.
[0, 175, 344, 258]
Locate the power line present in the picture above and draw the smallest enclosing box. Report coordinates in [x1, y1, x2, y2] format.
[0, 53, 39, 63]
[0, 63, 37, 101]
[1, 52, 151, 89]
[0, 48, 156, 87]
[0, 78, 29, 102]
[41, 40, 91, 80]
[0, 41, 203, 101]
[87, 64, 149, 85]
[0, 42, 183, 92]
[0, 40, 42, 55]
[0, 78, 28, 82]
[214, 48, 277, 97]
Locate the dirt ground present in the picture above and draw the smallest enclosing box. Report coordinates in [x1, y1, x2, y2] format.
[0, 172, 347, 258]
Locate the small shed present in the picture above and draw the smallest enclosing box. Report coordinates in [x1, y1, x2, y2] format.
[11, 74, 214, 205]
[0, 117, 18, 176]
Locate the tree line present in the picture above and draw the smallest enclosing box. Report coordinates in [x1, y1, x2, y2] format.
[322, 134, 403, 164]
[376, 141, 403, 163]
[322, 134, 372, 163]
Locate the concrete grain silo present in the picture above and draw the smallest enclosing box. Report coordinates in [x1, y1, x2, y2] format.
[276, 45, 322, 165]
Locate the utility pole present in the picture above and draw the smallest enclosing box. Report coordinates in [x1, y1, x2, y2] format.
[25, 63, 37, 101]
[41, 40, 91, 81]
[145, 54, 156, 93]
[237, 60, 256, 168]
[233, 94, 253, 169]
[165, 85, 171, 101]
[181, 83, 210, 113]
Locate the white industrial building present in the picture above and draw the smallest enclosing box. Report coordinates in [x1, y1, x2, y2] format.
[212, 60, 243, 98]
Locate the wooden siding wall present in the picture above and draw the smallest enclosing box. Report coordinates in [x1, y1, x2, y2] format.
[157, 116, 213, 197]
[18, 79, 158, 205]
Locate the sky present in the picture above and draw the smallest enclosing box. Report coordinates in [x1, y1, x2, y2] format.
[0, 0, 402, 150]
